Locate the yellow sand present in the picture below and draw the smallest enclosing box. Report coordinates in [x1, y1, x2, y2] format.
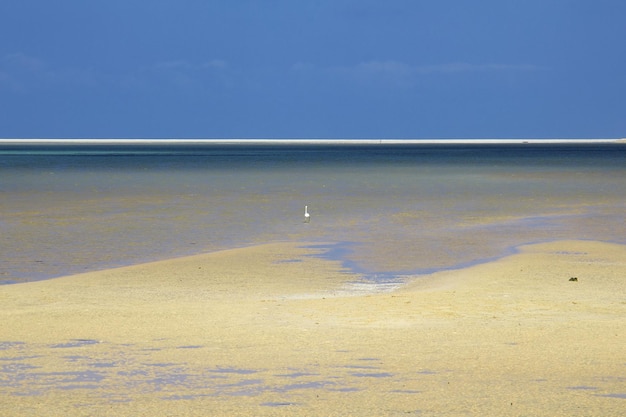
[1, 240, 625, 416]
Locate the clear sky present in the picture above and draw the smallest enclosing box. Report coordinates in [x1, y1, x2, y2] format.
[1, 0, 625, 139]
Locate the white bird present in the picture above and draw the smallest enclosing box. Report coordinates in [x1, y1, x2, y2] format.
[304, 205, 310, 223]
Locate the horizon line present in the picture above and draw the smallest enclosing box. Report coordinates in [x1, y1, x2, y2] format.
[1, 138, 624, 145]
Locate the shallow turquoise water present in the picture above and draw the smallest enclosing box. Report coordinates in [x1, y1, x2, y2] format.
[1, 143, 625, 283]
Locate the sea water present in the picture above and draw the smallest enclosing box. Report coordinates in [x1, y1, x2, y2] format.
[1, 141, 625, 284]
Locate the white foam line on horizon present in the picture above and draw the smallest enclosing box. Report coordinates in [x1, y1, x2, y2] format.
[0, 138, 624, 145]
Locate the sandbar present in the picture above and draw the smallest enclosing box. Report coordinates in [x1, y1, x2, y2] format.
[1, 240, 625, 416]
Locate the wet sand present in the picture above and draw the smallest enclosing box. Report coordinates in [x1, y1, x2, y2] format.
[1, 240, 625, 416]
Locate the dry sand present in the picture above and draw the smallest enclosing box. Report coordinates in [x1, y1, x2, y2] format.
[1, 240, 625, 416]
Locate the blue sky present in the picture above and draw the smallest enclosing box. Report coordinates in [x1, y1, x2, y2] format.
[1, 0, 625, 139]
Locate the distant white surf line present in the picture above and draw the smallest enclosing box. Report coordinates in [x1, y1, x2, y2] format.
[0, 138, 623, 145]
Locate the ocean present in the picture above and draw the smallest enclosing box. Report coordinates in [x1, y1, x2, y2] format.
[1, 140, 625, 284]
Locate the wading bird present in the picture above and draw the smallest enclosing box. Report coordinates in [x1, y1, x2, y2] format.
[304, 205, 310, 223]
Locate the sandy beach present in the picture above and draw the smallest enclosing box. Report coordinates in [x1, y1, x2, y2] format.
[1, 239, 624, 415]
